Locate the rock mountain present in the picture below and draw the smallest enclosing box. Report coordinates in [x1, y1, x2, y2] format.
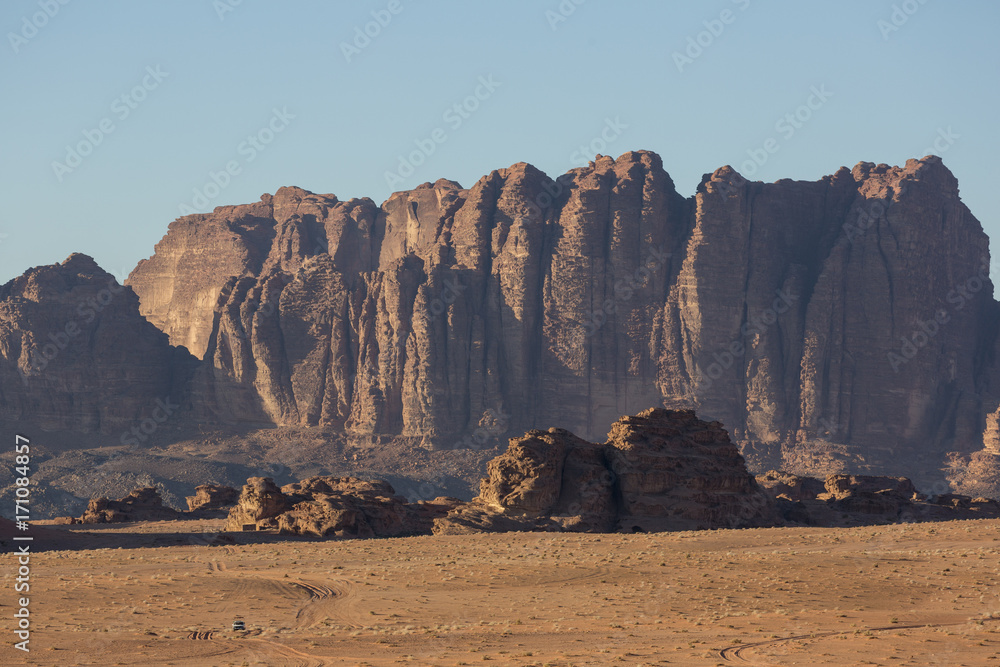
[3, 151, 999, 495]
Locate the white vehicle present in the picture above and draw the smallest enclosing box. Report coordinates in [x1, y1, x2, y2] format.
[232, 620, 246, 631]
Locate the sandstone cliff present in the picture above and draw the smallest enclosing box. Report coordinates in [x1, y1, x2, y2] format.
[122, 152, 999, 488]
[0, 254, 195, 433]
[4, 151, 999, 495]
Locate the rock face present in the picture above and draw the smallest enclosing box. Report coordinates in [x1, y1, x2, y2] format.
[219, 411, 777, 537]
[223, 475, 457, 537]
[986, 409, 1000, 455]
[78, 487, 182, 524]
[116, 153, 1000, 489]
[223, 477, 297, 530]
[0, 254, 196, 433]
[185, 484, 239, 512]
[756, 471, 1000, 526]
[4, 152, 999, 494]
[755, 470, 826, 502]
[435, 408, 777, 533]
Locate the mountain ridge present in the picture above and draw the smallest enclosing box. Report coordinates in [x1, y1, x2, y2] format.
[3, 150, 999, 503]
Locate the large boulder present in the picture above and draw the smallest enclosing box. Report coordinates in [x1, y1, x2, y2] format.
[224, 475, 458, 537]
[435, 408, 779, 534]
[756, 470, 828, 501]
[223, 477, 297, 531]
[78, 487, 181, 524]
[185, 484, 239, 513]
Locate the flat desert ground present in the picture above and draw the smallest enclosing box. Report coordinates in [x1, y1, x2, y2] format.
[4, 519, 1000, 666]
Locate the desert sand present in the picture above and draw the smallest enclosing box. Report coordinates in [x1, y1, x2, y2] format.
[4, 519, 1000, 666]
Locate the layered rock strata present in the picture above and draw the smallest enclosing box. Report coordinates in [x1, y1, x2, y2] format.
[120, 154, 998, 484]
[2, 152, 996, 490]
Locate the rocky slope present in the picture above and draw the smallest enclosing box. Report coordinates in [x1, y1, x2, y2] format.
[4, 151, 1000, 495]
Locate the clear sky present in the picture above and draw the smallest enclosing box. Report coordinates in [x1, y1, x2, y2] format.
[2, 0, 998, 284]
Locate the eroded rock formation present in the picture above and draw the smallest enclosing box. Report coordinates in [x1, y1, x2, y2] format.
[4, 151, 999, 493]
[0, 254, 195, 433]
[185, 484, 239, 512]
[756, 470, 1000, 526]
[120, 153, 1000, 487]
[223, 477, 297, 530]
[434, 408, 778, 533]
[78, 487, 182, 524]
[223, 475, 457, 537]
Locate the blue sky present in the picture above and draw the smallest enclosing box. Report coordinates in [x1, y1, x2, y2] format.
[2, 0, 997, 284]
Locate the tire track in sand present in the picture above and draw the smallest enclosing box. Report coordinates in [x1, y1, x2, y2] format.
[291, 579, 361, 629]
[719, 617, 1000, 661]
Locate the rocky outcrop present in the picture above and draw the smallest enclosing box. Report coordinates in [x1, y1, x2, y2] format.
[943, 407, 1000, 499]
[223, 477, 297, 531]
[223, 475, 458, 537]
[78, 487, 182, 524]
[277, 478, 457, 538]
[435, 408, 778, 534]
[755, 470, 826, 502]
[185, 484, 239, 512]
[818, 474, 918, 515]
[444, 427, 617, 533]
[0, 254, 196, 433]
[947, 449, 1000, 500]
[984, 408, 1000, 454]
[819, 474, 917, 502]
[756, 471, 1000, 526]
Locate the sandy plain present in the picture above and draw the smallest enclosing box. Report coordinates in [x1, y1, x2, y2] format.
[3, 518, 1000, 666]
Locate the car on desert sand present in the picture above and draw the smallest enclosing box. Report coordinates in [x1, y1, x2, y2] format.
[232, 620, 245, 631]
